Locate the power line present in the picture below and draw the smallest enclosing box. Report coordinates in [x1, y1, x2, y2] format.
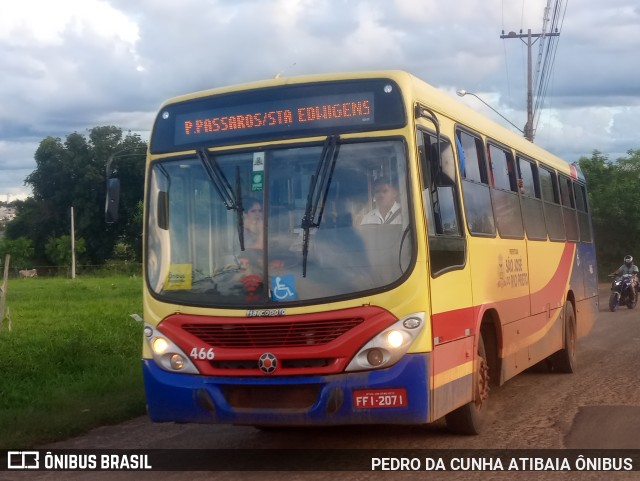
[501, 0, 513, 101]
[501, 1, 567, 141]
[534, 0, 568, 133]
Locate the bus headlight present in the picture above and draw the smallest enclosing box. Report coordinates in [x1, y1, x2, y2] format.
[152, 337, 170, 355]
[386, 330, 404, 348]
[144, 323, 200, 374]
[170, 354, 186, 370]
[366, 348, 385, 366]
[345, 312, 425, 372]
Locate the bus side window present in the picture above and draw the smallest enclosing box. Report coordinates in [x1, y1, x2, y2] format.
[559, 174, 579, 241]
[539, 166, 566, 241]
[559, 174, 575, 208]
[418, 130, 465, 276]
[517, 156, 539, 199]
[457, 129, 496, 236]
[488, 143, 523, 239]
[574, 182, 592, 242]
[459, 130, 488, 184]
[517, 156, 547, 240]
[489, 144, 517, 192]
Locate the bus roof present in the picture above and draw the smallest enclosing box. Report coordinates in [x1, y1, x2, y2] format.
[159, 70, 579, 179]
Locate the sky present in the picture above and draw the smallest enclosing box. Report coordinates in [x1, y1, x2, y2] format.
[1, 0, 639, 200]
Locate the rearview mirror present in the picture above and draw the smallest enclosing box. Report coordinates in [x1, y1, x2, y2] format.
[157, 191, 169, 230]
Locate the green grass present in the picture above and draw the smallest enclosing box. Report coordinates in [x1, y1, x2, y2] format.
[0, 275, 145, 449]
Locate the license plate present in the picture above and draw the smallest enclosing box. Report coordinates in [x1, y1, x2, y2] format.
[352, 388, 407, 409]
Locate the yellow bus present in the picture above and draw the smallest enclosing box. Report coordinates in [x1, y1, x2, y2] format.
[110, 70, 598, 434]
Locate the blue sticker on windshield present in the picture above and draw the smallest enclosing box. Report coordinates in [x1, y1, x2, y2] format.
[271, 275, 298, 301]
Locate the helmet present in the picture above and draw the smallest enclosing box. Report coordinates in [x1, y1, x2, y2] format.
[624, 255, 633, 267]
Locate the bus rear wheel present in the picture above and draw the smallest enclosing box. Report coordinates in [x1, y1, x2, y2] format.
[445, 335, 489, 435]
[551, 302, 576, 373]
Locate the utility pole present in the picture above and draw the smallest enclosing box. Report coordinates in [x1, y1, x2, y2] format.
[500, 29, 559, 142]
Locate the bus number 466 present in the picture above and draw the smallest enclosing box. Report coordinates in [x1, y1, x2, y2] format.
[190, 347, 215, 360]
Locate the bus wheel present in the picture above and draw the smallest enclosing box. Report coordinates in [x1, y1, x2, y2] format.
[445, 335, 490, 435]
[551, 302, 576, 373]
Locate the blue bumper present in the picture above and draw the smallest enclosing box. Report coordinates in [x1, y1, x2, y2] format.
[143, 353, 430, 426]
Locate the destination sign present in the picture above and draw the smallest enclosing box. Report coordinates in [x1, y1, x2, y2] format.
[174, 93, 374, 145]
[150, 79, 406, 153]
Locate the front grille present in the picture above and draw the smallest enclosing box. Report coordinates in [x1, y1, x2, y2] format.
[182, 317, 363, 348]
[211, 357, 333, 370]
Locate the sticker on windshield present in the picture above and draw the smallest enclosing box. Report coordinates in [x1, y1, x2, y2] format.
[271, 275, 298, 301]
[164, 264, 193, 290]
[251, 172, 264, 191]
[252, 152, 265, 191]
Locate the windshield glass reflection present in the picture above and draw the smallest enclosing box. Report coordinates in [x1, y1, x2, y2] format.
[147, 139, 413, 307]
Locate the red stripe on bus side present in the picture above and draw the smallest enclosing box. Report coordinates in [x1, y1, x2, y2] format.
[431, 242, 575, 377]
[530, 242, 575, 313]
[431, 306, 478, 346]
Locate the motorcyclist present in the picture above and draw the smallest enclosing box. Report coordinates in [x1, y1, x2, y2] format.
[610, 255, 639, 302]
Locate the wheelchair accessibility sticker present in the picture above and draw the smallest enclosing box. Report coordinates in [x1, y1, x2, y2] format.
[271, 275, 298, 301]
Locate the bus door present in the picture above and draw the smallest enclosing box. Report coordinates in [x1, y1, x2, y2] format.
[418, 130, 473, 421]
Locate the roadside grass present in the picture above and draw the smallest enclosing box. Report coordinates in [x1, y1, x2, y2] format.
[0, 275, 145, 449]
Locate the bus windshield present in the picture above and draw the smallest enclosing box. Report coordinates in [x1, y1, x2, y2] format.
[146, 138, 412, 307]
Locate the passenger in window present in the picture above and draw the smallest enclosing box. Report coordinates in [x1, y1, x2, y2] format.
[243, 198, 263, 248]
[243, 197, 297, 272]
[360, 177, 402, 225]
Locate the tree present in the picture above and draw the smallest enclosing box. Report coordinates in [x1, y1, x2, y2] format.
[0, 237, 35, 270]
[4, 198, 50, 265]
[579, 149, 640, 273]
[45, 235, 86, 267]
[6, 127, 146, 266]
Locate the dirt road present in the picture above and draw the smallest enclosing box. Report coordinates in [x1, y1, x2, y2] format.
[4, 284, 640, 480]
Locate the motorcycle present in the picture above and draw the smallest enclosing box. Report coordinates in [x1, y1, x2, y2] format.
[608, 273, 638, 311]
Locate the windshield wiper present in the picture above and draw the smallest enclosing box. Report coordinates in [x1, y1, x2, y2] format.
[197, 149, 245, 250]
[235, 166, 245, 250]
[301, 135, 340, 277]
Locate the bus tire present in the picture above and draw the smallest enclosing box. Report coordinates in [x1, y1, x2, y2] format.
[445, 334, 489, 435]
[551, 302, 576, 373]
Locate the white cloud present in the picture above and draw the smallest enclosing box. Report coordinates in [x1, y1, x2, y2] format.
[0, 0, 139, 46]
[1, 0, 640, 198]
[0, 140, 38, 199]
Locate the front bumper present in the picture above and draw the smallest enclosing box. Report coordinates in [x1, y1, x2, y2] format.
[143, 352, 430, 426]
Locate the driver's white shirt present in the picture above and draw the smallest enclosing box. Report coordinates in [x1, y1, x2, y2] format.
[360, 202, 401, 225]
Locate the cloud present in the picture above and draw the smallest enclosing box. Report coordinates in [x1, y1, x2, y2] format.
[2, 0, 640, 199]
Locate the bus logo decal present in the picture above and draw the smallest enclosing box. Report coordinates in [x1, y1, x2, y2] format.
[247, 308, 286, 317]
[258, 352, 278, 374]
[241, 275, 263, 301]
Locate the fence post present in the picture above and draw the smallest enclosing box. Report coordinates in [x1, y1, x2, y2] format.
[71, 206, 76, 279]
[0, 254, 9, 329]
